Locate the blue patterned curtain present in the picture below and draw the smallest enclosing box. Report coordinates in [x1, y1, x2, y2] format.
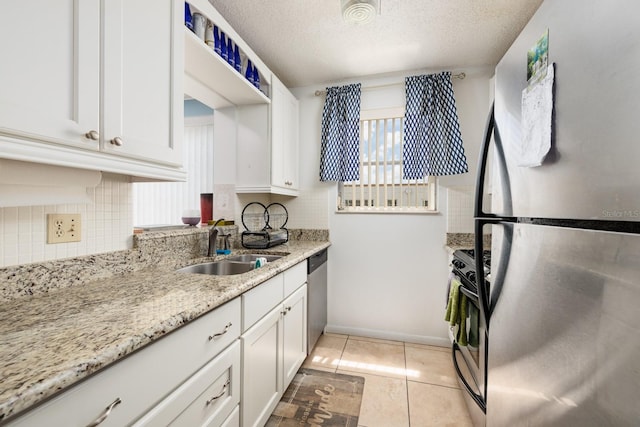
[403, 72, 468, 178]
[319, 83, 361, 182]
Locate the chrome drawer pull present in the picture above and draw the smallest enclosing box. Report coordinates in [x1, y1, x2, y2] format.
[86, 397, 121, 427]
[206, 379, 230, 405]
[208, 322, 232, 340]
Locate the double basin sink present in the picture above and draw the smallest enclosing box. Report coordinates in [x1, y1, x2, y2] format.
[176, 254, 284, 276]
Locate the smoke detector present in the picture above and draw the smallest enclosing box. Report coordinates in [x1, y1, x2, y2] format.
[341, 0, 379, 24]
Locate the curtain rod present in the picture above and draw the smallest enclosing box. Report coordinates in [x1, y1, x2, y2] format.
[313, 72, 466, 96]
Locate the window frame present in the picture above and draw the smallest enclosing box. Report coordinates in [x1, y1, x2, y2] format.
[336, 108, 438, 214]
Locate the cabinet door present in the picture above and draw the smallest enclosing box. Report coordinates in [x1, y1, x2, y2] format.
[282, 284, 307, 388]
[270, 77, 299, 192]
[241, 305, 282, 427]
[283, 86, 299, 191]
[0, 1, 100, 150]
[102, 0, 183, 166]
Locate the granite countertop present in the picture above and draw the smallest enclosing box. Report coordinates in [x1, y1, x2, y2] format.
[0, 239, 329, 422]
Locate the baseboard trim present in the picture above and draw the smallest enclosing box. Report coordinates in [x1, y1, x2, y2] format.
[325, 324, 450, 348]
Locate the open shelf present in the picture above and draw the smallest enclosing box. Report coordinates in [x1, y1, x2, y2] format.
[184, 27, 270, 109]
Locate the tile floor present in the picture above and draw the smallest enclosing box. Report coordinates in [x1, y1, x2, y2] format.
[302, 333, 473, 427]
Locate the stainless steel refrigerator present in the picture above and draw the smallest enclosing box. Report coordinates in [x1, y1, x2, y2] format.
[474, 0, 640, 425]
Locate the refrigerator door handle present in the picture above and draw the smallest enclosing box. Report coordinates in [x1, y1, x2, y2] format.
[474, 102, 515, 220]
[452, 342, 486, 413]
[474, 219, 493, 327]
[475, 220, 514, 330]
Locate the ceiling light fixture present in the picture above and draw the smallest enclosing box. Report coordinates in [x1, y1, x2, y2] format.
[341, 0, 379, 24]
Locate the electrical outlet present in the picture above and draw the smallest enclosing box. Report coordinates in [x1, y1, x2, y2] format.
[47, 214, 81, 244]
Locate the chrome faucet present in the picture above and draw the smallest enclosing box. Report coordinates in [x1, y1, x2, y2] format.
[207, 219, 226, 257]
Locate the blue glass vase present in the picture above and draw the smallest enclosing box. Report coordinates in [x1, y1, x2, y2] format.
[184, 3, 193, 30]
[234, 45, 242, 72]
[227, 38, 234, 67]
[253, 65, 260, 90]
[220, 32, 228, 62]
[245, 59, 254, 85]
[213, 25, 221, 55]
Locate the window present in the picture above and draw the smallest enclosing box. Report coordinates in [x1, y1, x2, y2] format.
[337, 108, 437, 213]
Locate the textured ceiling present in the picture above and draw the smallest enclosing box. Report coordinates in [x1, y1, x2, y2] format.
[207, 0, 544, 88]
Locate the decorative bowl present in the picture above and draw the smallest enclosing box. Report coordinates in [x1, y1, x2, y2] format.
[181, 216, 201, 226]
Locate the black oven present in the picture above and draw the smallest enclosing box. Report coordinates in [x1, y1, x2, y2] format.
[449, 249, 490, 425]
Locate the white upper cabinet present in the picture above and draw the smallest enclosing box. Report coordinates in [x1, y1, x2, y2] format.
[102, 0, 183, 166]
[0, 0, 185, 181]
[235, 76, 300, 197]
[271, 76, 300, 193]
[0, 1, 100, 151]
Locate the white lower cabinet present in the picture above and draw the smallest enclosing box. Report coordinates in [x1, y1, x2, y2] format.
[282, 286, 308, 388]
[133, 340, 240, 426]
[221, 405, 240, 427]
[240, 304, 283, 427]
[241, 280, 307, 427]
[5, 261, 310, 427]
[6, 298, 241, 427]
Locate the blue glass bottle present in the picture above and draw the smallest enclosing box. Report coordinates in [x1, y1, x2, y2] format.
[227, 38, 234, 67]
[234, 45, 242, 72]
[184, 3, 193, 30]
[220, 32, 228, 62]
[245, 59, 254, 85]
[253, 65, 260, 90]
[213, 25, 221, 55]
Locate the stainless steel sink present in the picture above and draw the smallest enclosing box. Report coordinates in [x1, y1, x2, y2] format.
[176, 261, 254, 276]
[225, 254, 284, 263]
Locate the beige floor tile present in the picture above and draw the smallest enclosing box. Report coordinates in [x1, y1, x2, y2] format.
[405, 344, 459, 388]
[338, 371, 408, 427]
[405, 341, 450, 353]
[324, 332, 349, 339]
[407, 381, 472, 427]
[302, 333, 347, 372]
[338, 338, 407, 379]
[347, 335, 404, 346]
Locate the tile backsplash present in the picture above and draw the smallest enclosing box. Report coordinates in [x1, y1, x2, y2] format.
[446, 186, 475, 233]
[0, 174, 132, 268]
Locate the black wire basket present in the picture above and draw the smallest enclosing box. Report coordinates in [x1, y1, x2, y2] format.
[240, 202, 289, 248]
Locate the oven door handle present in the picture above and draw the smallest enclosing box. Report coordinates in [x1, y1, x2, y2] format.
[452, 342, 486, 413]
[459, 285, 478, 303]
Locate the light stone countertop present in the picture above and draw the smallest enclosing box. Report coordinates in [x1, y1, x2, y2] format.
[0, 238, 329, 422]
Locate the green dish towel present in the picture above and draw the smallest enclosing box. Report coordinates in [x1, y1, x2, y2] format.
[445, 277, 468, 346]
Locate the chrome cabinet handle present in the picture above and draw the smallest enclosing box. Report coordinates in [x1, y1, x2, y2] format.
[85, 130, 99, 140]
[282, 306, 292, 315]
[110, 137, 123, 146]
[85, 398, 121, 427]
[205, 379, 230, 405]
[208, 322, 232, 341]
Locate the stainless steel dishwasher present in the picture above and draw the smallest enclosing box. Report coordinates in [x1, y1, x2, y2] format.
[307, 248, 327, 353]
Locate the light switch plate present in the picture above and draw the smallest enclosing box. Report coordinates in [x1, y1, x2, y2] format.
[47, 214, 81, 244]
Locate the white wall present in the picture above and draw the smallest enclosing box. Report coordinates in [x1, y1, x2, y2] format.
[291, 67, 492, 345]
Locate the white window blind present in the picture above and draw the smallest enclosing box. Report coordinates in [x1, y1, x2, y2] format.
[337, 108, 437, 213]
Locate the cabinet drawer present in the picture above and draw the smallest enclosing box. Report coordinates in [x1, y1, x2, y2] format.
[6, 298, 241, 427]
[220, 405, 239, 427]
[284, 261, 306, 297]
[133, 340, 241, 427]
[242, 274, 284, 331]
[180, 297, 242, 368]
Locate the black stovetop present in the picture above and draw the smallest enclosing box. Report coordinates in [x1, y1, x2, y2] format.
[451, 249, 491, 293]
